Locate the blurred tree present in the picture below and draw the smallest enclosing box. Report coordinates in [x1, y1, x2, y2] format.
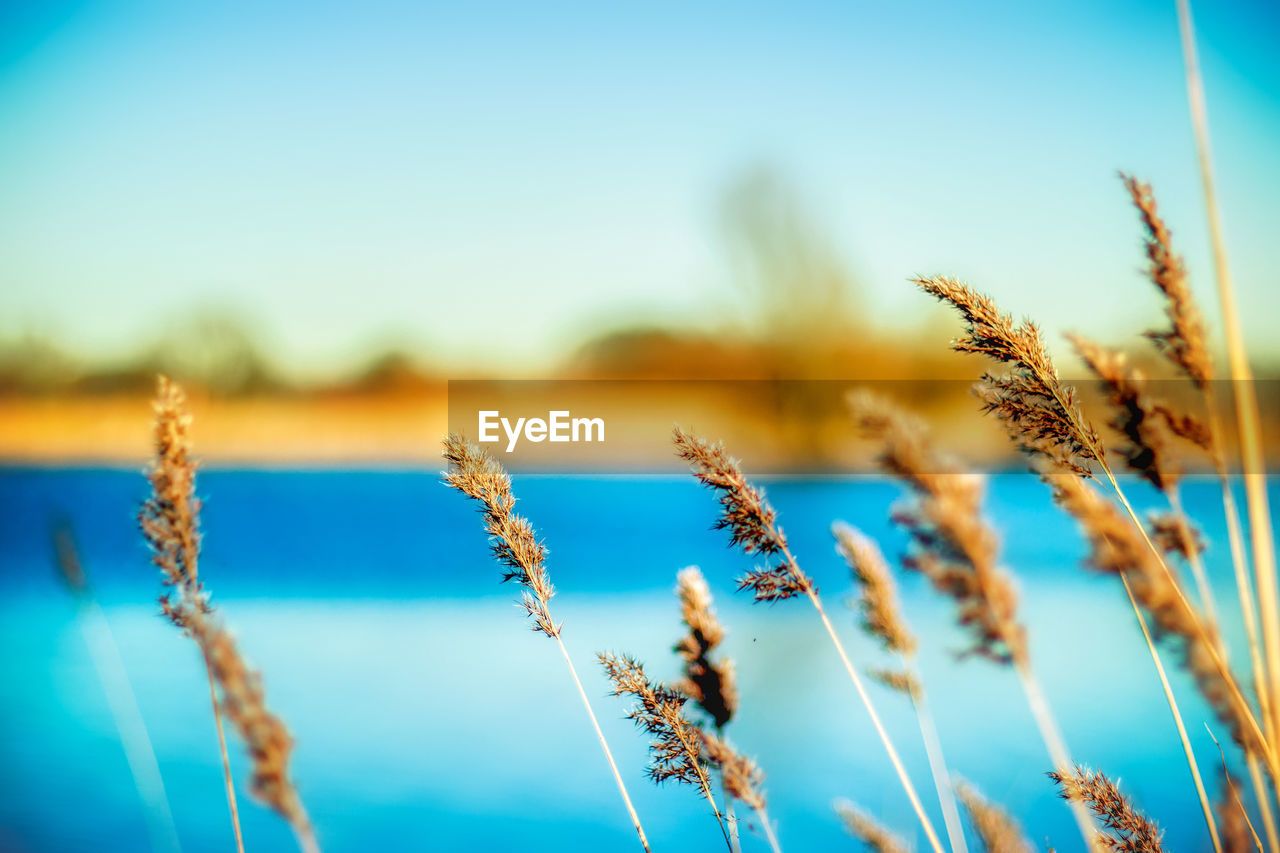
[0, 331, 80, 394]
[143, 310, 279, 396]
[721, 166, 862, 348]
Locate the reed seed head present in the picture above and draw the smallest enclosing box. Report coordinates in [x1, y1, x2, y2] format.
[673, 427, 815, 602]
[195, 617, 312, 836]
[701, 730, 767, 812]
[915, 275, 1101, 476]
[1049, 765, 1165, 852]
[1149, 511, 1205, 563]
[1122, 174, 1212, 389]
[674, 566, 738, 728]
[139, 376, 208, 628]
[1069, 334, 1189, 493]
[599, 652, 715, 792]
[866, 667, 921, 700]
[834, 800, 909, 853]
[52, 522, 88, 596]
[443, 433, 559, 637]
[850, 391, 1027, 667]
[833, 522, 915, 656]
[954, 779, 1032, 853]
[139, 376, 313, 842]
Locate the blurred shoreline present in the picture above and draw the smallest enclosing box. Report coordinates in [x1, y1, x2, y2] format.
[5, 378, 1278, 471]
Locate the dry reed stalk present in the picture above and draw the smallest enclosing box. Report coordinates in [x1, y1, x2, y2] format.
[1125, 172, 1280, 850]
[834, 522, 968, 853]
[1221, 776, 1264, 853]
[953, 779, 1032, 853]
[442, 434, 651, 853]
[674, 428, 946, 853]
[1049, 765, 1166, 852]
[139, 377, 317, 853]
[1173, 3, 1280, 756]
[1123, 172, 1278, 783]
[1124, 570, 1220, 853]
[849, 390, 1097, 848]
[1245, 754, 1280, 853]
[1208, 730, 1265, 853]
[598, 653, 733, 852]
[54, 524, 183, 853]
[834, 800, 909, 853]
[1052, 472, 1254, 749]
[918, 274, 1270, 832]
[1054, 471, 1238, 851]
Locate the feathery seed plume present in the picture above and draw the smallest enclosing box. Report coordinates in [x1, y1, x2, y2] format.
[443, 434, 653, 852]
[1150, 512, 1206, 562]
[915, 275, 1100, 476]
[674, 427, 814, 602]
[139, 376, 315, 851]
[701, 730, 767, 813]
[1049, 766, 1165, 852]
[955, 779, 1033, 853]
[674, 567, 738, 729]
[1122, 173, 1212, 388]
[443, 434, 558, 636]
[834, 522, 916, 656]
[867, 667, 921, 700]
[599, 652, 717, 792]
[850, 391, 1026, 667]
[1069, 334, 1188, 492]
[599, 651, 735, 852]
[835, 801, 909, 853]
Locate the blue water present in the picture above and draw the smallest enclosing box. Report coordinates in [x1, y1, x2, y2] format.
[0, 468, 1266, 852]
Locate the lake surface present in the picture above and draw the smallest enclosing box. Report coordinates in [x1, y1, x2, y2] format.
[0, 468, 1266, 851]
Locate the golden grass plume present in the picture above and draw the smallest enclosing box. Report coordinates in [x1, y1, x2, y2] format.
[1049, 765, 1165, 853]
[442, 433, 558, 636]
[674, 566, 738, 729]
[139, 376, 316, 853]
[833, 522, 915, 657]
[834, 801, 908, 853]
[954, 779, 1032, 853]
[849, 390, 1025, 667]
[673, 427, 814, 602]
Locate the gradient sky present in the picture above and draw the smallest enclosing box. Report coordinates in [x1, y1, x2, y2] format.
[1, 0, 1277, 377]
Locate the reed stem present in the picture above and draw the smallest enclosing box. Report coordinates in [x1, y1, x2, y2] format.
[811, 596, 946, 853]
[203, 650, 245, 853]
[1122, 574, 1222, 852]
[756, 806, 783, 853]
[555, 636, 653, 853]
[1103, 469, 1277, 775]
[1176, 0, 1280, 763]
[723, 783, 741, 853]
[904, 657, 967, 853]
[1014, 662, 1102, 852]
[1169, 488, 1222, 640]
[1247, 752, 1280, 853]
[79, 600, 183, 853]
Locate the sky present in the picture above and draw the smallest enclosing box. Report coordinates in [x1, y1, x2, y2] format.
[1, 0, 1277, 379]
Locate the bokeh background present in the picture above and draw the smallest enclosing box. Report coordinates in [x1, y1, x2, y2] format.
[2, 1, 1278, 850]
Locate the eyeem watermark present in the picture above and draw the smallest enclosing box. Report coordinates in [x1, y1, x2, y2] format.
[478, 410, 605, 452]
